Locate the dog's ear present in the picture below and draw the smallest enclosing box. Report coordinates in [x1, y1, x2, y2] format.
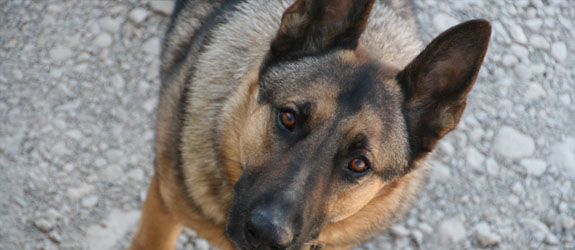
[397, 19, 491, 161]
[270, 0, 375, 60]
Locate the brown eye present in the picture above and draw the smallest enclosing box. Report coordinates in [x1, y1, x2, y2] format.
[348, 158, 369, 173]
[279, 110, 296, 130]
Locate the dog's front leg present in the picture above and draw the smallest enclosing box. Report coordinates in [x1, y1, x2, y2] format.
[129, 175, 183, 250]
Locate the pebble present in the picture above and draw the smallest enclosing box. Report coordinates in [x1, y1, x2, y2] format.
[502, 54, 518, 66]
[111, 74, 125, 90]
[524, 82, 546, 102]
[412, 230, 423, 246]
[550, 138, 575, 178]
[67, 183, 94, 200]
[466, 147, 485, 169]
[34, 219, 53, 233]
[562, 216, 575, 230]
[149, 1, 175, 16]
[493, 126, 535, 160]
[475, 222, 501, 247]
[390, 225, 410, 238]
[49, 231, 62, 243]
[92, 33, 113, 48]
[142, 37, 161, 55]
[81, 195, 99, 208]
[507, 23, 528, 44]
[100, 165, 123, 180]
[85, 209, 140, 250]
[129, 8, 149, 24]
[418, 223, 434, 234]
[99, 17, 122, 33]
[432, 13, 459, 32]
[430, 162, 450, 182]
[438, 141, 455, 155]
[13, 69, 23, 80]
[127, 168, 145, 181]
[524, 19, 543, 31]
[511, 44, 529, 60]
[195, 239, 211, 250]
[514, 64, 532, 80]
[49, 46, 73, 62]
[438, 216, 466, 245]
[529, 34, 550, 50]
[520, 158, 547, 176]
[550, 42, 567, 62]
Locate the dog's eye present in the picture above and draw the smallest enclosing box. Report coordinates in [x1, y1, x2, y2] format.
[348, 158, 369, 173]
[279, 110, 296, 130]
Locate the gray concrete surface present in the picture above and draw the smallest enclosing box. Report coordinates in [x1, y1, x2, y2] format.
[1, 0, 574, 249]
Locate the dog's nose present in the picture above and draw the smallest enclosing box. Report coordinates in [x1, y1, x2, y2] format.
[245, 209, 294, 249]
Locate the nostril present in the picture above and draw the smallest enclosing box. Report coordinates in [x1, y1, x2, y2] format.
[245, 222, 258, 245]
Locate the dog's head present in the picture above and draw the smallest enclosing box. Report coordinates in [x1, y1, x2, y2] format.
[226, 0, 491, 249]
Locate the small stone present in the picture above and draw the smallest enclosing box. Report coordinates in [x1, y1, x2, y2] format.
[524, 19, 543, 31]
[49, 231, 62, 243]
[520, 159, 547, 176]
[99, 17, 122, 33]
[507, 23, 527, 44]
[142, 37, 161, 55]
[493, 126, 535, 160]
[412, 230, 423, 246]
[418, 223, 433, 234]
[514, 64, 532, 80]
[529, 34, 550, 50]
[143, 97, 157, 113]
[34, 219, 53, 233]
[475, 222, 500, 247]
[93, 33, 113, 48]
[485, 158, 499, 176]
[545, 234, 560, 245]
[127, 168, 144, 181]
[66, 129, 84, 141]
[68, 183, 94, 200]
[438, 141, 455, 155]
[559, 94, 571, 106]
[46, 4, 63, 14]
[438, 216, 466, 245]
[430, 162, 450, 182]
[390, 225, 410, 238]
[511, 44, 529, 60]
[149, 1, 174, 16]
[13, 69, 23, 80]
[524, 82, 546, 102]
[433, 13, 459, 32]
[81, 195, 99, 208]
[129, 8, 149, 24]
[550, 42, 567, 62]
[195, 238, 210, 250]
[100, 165, 123, 180]
[561, 216, 575, 230]
[111, 74, 125, 90]
[466, 147, 485, 169]
[550, 138, 575, 178]
[49, 46, 73, 62]
[502, 54, 518, 66]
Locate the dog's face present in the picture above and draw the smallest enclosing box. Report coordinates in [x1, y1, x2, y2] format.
[226, 0, 490, 249]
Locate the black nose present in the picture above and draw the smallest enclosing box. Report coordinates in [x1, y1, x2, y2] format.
[245, 209, 294, 249]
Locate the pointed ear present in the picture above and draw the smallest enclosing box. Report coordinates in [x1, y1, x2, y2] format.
[397, 19, 491, 161]
[270, 0, 375, 60]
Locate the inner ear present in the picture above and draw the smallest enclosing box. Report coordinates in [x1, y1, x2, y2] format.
[270, 0, 375, 60]
[398, 19, 491, 161]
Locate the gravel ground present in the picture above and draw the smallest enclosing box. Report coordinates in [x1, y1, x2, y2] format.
[1, 0, 573, 249]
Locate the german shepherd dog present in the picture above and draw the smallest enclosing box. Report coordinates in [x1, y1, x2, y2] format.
[130, 0, 490, 249]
